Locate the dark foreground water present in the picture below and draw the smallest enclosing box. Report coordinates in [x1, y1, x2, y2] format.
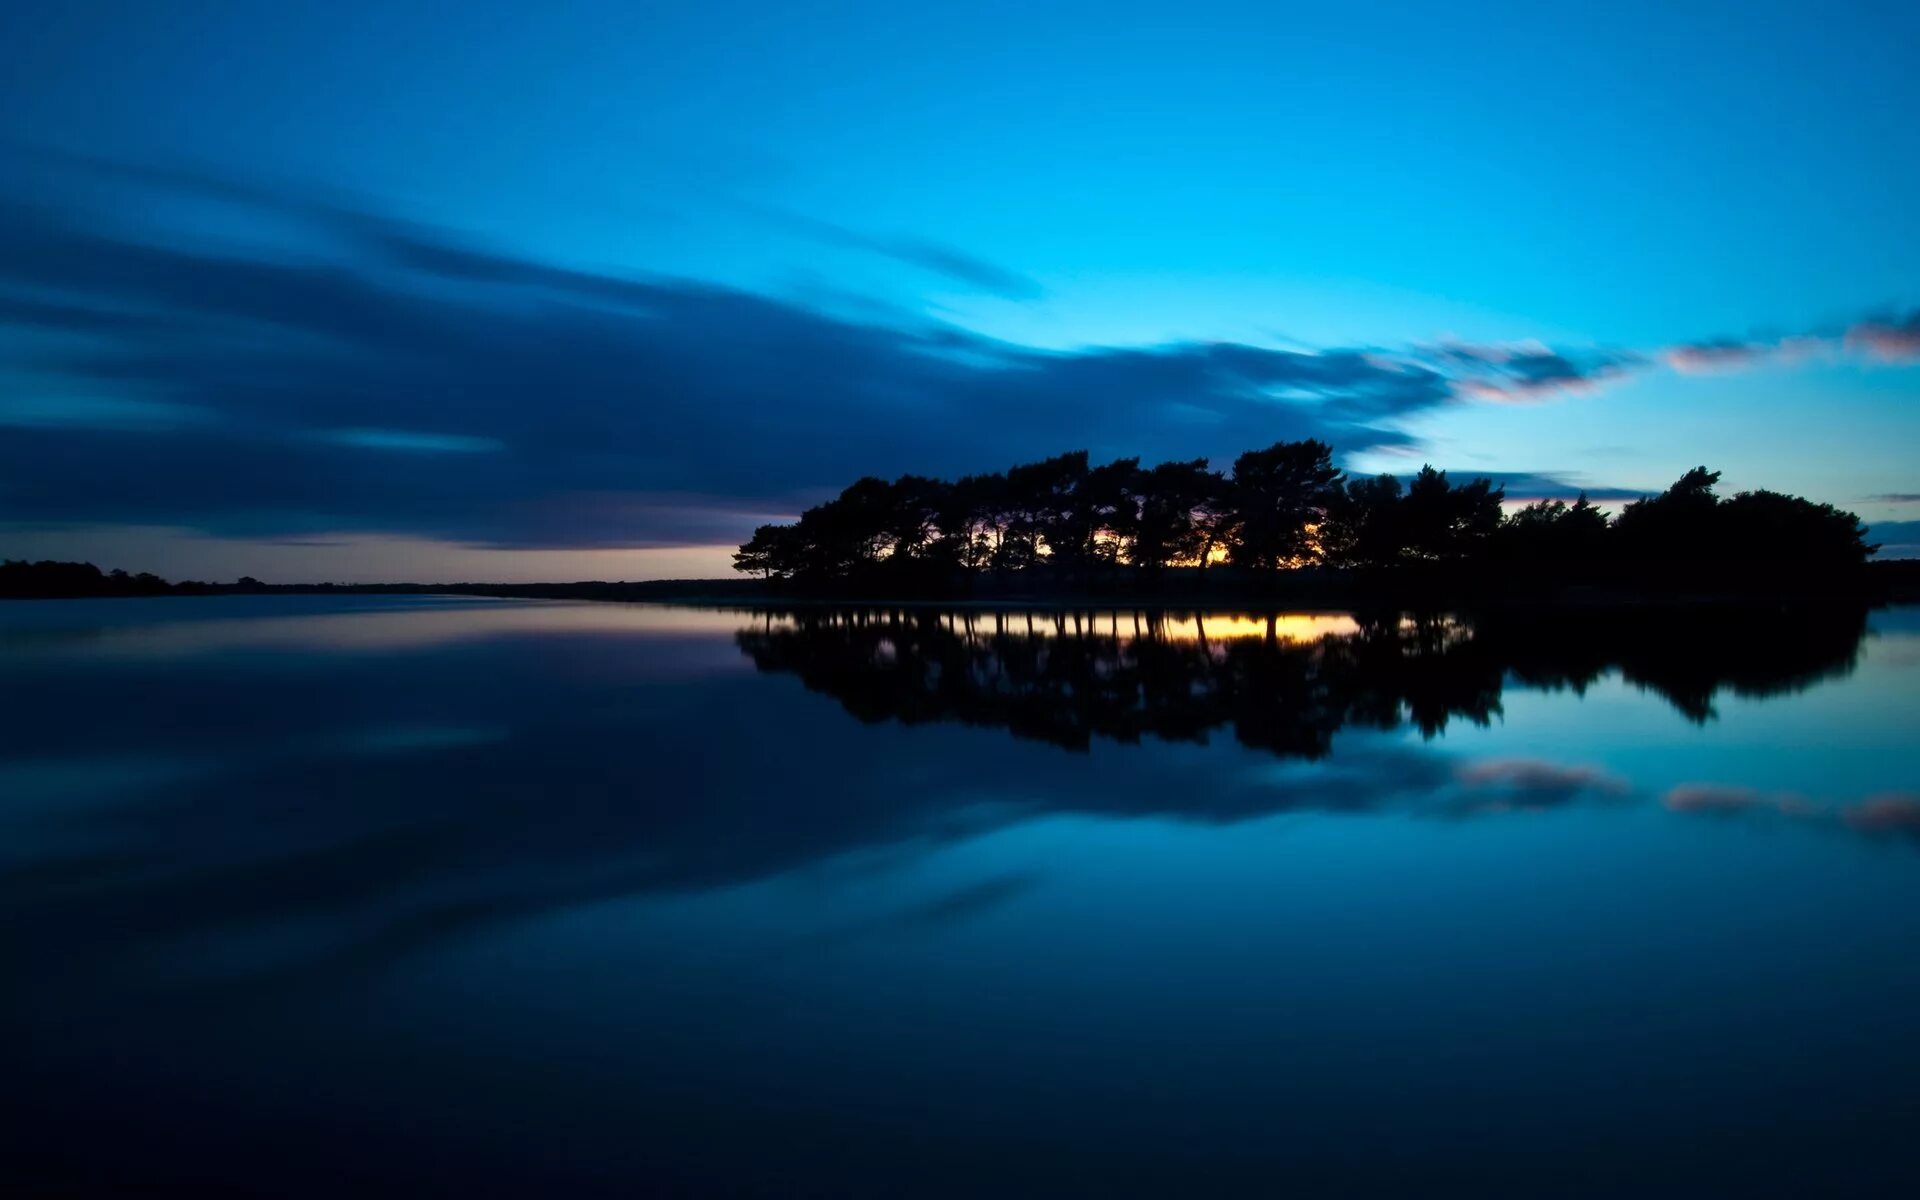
[4, 596, 1919, 1197]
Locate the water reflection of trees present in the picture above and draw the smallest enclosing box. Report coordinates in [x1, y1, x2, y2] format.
[738, 605, 1869, 754]
[0, 601, 1877, 1005]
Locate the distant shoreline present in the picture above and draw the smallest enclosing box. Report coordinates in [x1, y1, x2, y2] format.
[8, 560, 1919, 608]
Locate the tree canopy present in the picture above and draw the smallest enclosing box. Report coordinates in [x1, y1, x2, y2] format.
[734, 444, 1877, 590]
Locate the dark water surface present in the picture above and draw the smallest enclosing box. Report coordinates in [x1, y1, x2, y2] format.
[5, 596, 1919, 1196]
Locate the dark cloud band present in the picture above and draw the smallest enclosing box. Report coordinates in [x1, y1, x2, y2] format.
[1, 149, 1912, 553]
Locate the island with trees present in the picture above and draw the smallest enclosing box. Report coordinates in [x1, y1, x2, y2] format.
[4, 441, 1905, 605]
[733, 440, 1888, 602]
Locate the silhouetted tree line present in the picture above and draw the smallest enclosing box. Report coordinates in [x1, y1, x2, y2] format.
[734, 444, 1876, 595]
[0, 560, 269, 599]
[0, 562, 778, 602]
[737, 603, 1867, 759]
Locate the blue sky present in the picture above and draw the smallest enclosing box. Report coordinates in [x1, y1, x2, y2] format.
[2, 0, 1917, 578]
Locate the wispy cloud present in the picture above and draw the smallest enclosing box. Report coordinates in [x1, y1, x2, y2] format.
[1417, 339, 1644, 404]
[1, 147, 1914, 555]
[1662, 315, 1920, 374]
[314, 429, 506, 454]
[737, 203, 1045, 300]
[1421, 313, 1920, 402]
[1664, 784, 1920, 845]
[1448, 757, 1630, 814]
[1846, 313, 1920, 363]
[1844, 793, 1920, 836]
[1469, 472, 1645, 502]
[0, 151, 1457, 549]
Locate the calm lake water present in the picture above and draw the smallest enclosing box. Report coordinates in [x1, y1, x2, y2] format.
[5, 595, 1919, 1196]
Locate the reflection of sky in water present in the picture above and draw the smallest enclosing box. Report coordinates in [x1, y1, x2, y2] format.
[4, 596, 1919, 1196]
[0, 598, 1370, 660]
[0, 594, 777, 657]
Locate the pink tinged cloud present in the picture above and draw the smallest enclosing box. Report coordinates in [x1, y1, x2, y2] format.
[1661, 334, 1831, 375]
[1421, 311, 1918, 409]
[1662, 783, 1766, 813]
[1456, 758, 1625, 791]
[1662, 782, 1821, 816]
[1662, 343, 1770, 374]
[1842, 793, 1920, 833]
[1662, 784, 1920, 846]
[1452, 758, 1631, 810]
[1454, 379, 1561, 404]
[1452, 368, 1628, 405]
[1845, 316, 1920, 363]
